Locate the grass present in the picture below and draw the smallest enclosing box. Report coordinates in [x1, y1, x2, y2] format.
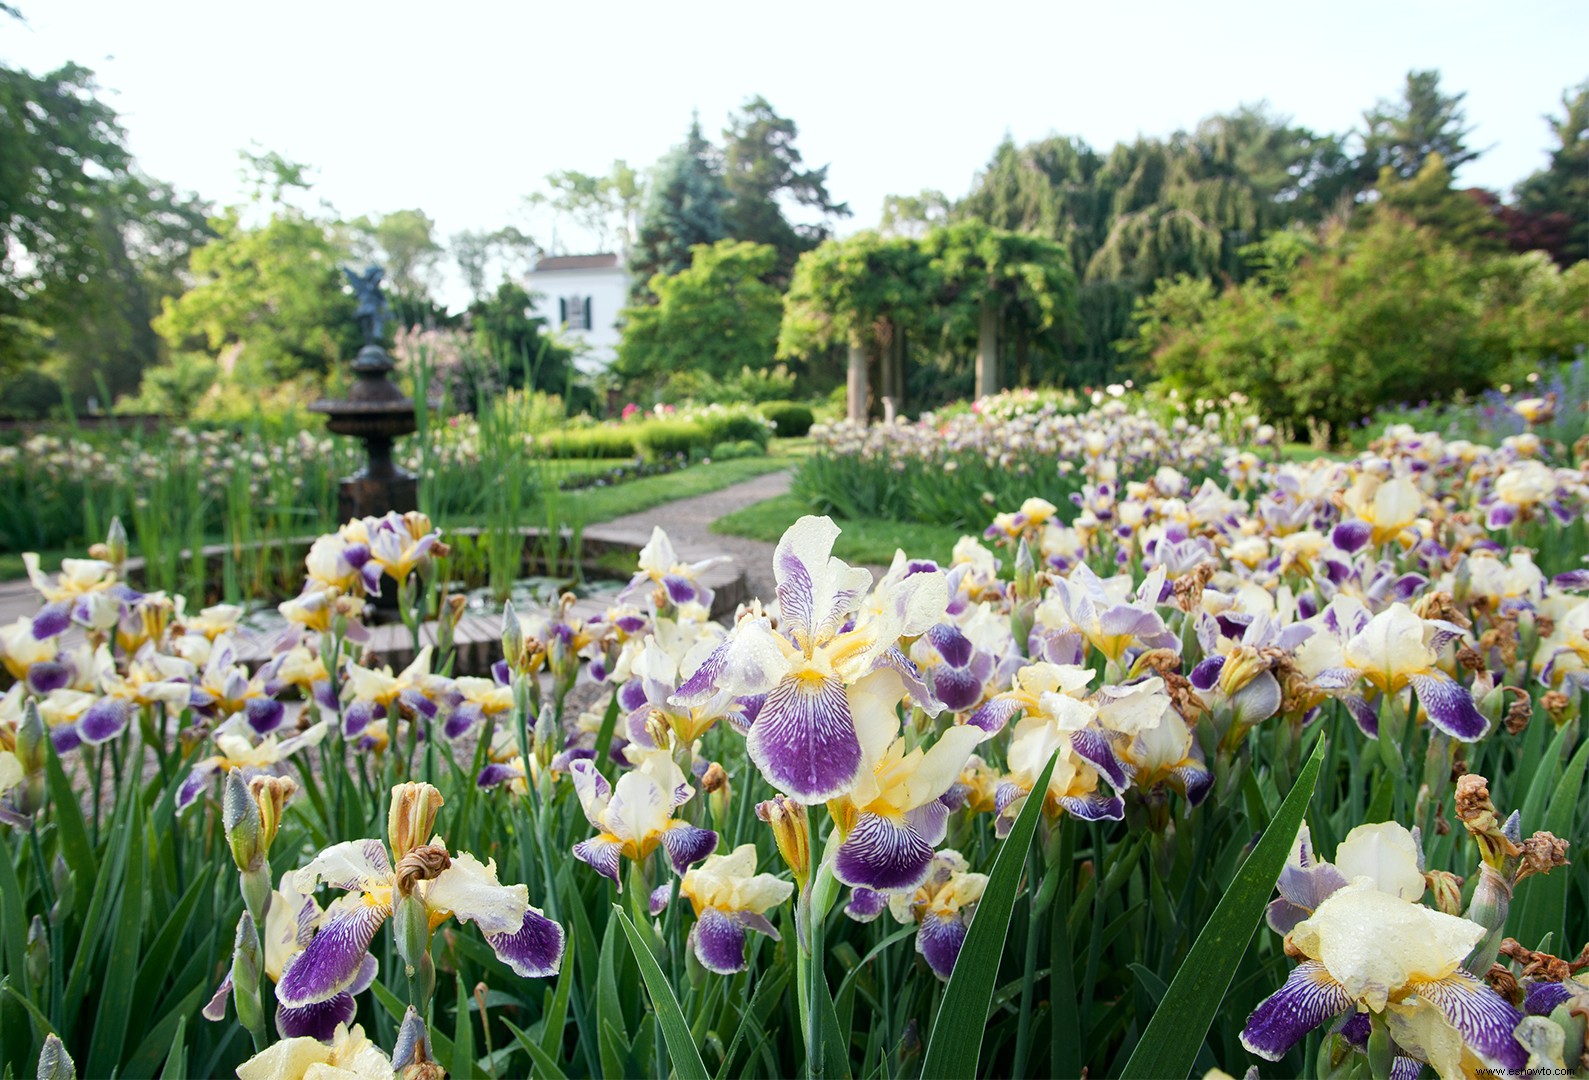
[712, 493, 969, 566]
[546, 450, 798, 527]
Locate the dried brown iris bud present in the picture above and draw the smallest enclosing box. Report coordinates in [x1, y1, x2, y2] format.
[1542, 690, 1573, 725]
[1515, 831, 1570, 885]
[1454, 774, 1522, 867]
[395, 843, 452, 898]
[1455, 644, 1484, 672]
[701, 762, 728, 794]
[1413, 591, 1470, 628]
[1504, 690, 1534, 735]
[1484, 962, 1521, 1003]
[1426, 869, 1465, 915]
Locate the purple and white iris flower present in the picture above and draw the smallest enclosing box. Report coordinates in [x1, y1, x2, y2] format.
[339, 646, 450, 739]
[22, 553, 124, 638]
[671, 516, 947, 804]
[884, 850, 987, 981]
[188, 635, 286, 736]
[275, 785, 563, 1012]
[1242, 883, 1525, 1077]
[176, 721, 331, 812]
[679, 844, 793, 974]
[825, 692, 986, 892]
[972, 663, 1130, 833]
[1298, 601, 1487, 740]
[618, 526, 729, 616]
[568, 757, 717, 889]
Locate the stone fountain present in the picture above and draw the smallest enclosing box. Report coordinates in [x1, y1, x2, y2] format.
[310, 265, 419, 523]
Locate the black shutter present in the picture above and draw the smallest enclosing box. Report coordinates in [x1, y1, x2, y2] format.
[558, 297, 567, 325]
[584, 296, 593, 330]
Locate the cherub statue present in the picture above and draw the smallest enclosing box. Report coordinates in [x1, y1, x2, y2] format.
[344, 264, 388, 344]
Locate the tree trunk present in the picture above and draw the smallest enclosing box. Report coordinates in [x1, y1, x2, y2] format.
[847, 334, 869, 423]
[893, 327, 907, 416]
[976, 301, 999, 399]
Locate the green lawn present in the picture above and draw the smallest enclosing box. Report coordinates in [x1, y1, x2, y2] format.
[712, 493, 970, 566]
[546, 453, 795, 527]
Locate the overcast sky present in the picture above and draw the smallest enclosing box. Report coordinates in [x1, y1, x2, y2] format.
[6, 0, 1586, 308]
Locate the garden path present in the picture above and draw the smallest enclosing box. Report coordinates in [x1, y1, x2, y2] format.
[584, 466, 809, 604]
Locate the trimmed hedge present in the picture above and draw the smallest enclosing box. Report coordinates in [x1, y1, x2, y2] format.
[758, 401, 814, 438]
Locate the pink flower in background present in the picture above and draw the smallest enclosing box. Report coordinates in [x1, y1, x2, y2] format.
[622, 403, 640, 421]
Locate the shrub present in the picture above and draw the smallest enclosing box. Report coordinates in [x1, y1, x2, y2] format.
[540, 426, 640, 459]
[758, 400, 814, 437]
[636, 419, 711, 458]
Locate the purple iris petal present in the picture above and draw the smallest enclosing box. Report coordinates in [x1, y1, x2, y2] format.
[1408, 672, 1489, 741]
[1055, 793, 1125, 822]
[1551, 570, 1589, 592]
[930, 665, 984, 713]
[746, 675, 861, 803]
[661, 574, 698, 606]
[31, 602, 70, 640]
[476, 764, 518, 788]
[485, 906, 565, 978]
[1338, 1009, 1371, 1046]
[661, 823, 717, 875]
[79, 699, 130, 745]
[926, 624, 973, 668]
[1410, 972, 1527, 1072]
[832, 807, 940, 892]
[276, 992, 357, 1042]
[1331, 520, 1372, 553]
[673, 638, 732, 702]
[1486, 503, 1518, 529]
[1189, 656, 1225, 692]
[691, 907, 748, 975]
[398, 688, 437, 720]
[1344, 695, 1379, 738]
[26, 661, 69, 695]
[202, 972, 234, 1021]
[1173, 763, 1213, 808]
[176, 762, 220, 811]
[1069, 729, 1128, 792]
[445, 703, 483, 741]
[1239, 960, 1351, 1061]
[1311, 667, 1358, 691]
[968, 697, 1024, 735]
[917, 910, 969, 982]
[617, 680, 648, 713]
[244, 697, 285, 736]
[1524, 981, 1573, 1016]
[276, 901, 390, 1008]
[342, 700, 380, 738]
[844, 887, 888, 923]
[649, 884, 671, 917]
[49, 724, 82, 755]
[572, 836, 623, 887]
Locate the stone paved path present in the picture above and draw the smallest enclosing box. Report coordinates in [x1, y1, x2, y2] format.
[586, 467, 797, 604]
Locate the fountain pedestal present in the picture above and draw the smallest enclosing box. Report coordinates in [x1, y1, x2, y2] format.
[310, 343, 420, 522]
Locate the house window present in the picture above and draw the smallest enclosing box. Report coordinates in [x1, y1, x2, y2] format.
[560, 295, 592, 331]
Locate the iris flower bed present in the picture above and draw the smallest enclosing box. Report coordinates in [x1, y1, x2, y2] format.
[792, 389, 1257, 530]
[1, 414, 1587, 1079]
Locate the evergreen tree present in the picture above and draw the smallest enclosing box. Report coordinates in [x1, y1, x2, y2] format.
[720, 96, 850, 282]
[1357, 69, 1482, 183]
[1513, 79, 1589, 266]
[630, 118, 730, 301]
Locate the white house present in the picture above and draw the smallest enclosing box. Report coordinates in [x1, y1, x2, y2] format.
[526, 253, 630, 372]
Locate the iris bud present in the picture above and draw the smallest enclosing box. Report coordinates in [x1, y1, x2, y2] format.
[26, 915, 48, 989]
[224, 770, 265, 873]
[756, 795, 811, 893]
[388, 782, 445, 861]
[36, 1034, 77, 1080]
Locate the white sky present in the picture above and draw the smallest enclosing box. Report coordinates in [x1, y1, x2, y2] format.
[5, 0, 1586, 309]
